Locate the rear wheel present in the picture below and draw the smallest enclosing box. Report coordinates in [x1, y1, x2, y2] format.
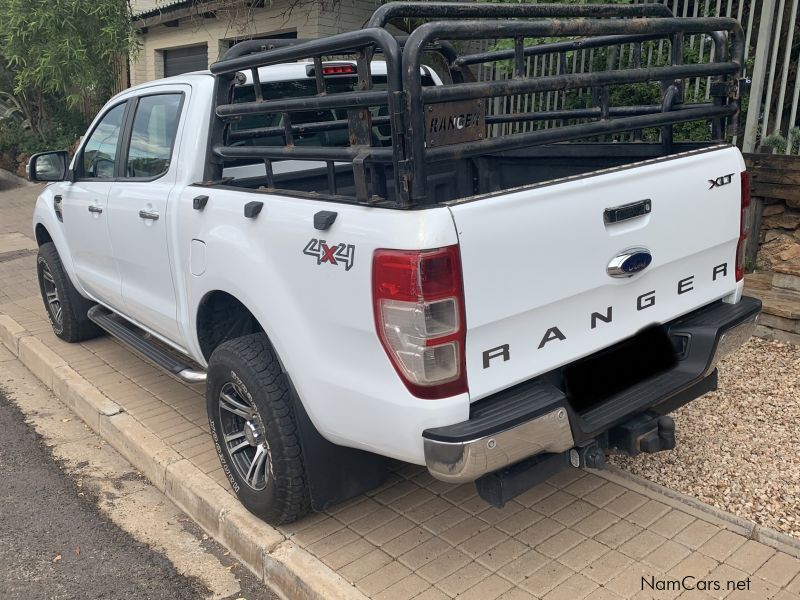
[36, 242, 103, 343]
[206, 333, 311, 525]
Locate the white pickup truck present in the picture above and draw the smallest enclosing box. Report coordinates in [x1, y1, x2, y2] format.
[28, 3, 760, 524]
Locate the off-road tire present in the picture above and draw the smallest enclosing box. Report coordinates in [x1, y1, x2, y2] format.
[36, 242, 103, 343]
[206, 333, 311, 525]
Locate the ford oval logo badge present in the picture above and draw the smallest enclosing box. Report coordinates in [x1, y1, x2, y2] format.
[607, 247, 652, 278]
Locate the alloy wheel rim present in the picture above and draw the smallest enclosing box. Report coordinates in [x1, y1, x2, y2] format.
[41, 263, 63, 326]
[217, 381, 271, 491]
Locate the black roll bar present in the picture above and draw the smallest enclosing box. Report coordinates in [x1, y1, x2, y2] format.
[484, 102, 721, 124]
[216, 90, 390, 117]
[367, 2, 675, 28]
[226, 101, 722, 144]
[454, 33, 668, 68]
[211, 28, 402, 91]
[452, 29, 729, 72]
[424, 104, 737, 162]
[221, 35, 473, 86]
[402, 17, 744, 201]
[213, 144, 395, 163]
[420, 62, 738, 104]
[206, 3, 745, 208]
[210, 28, 405, 202]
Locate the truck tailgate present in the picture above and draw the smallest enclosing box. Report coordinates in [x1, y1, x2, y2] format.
[449, 146, 745, 400]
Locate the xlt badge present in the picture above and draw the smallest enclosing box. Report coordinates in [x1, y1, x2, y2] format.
[708, 173, 734, 189]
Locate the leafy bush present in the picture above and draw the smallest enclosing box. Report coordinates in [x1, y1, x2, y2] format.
[0, 0, 136, 170]
[759, 128, 800, 154]
[0, 0, 136, 107]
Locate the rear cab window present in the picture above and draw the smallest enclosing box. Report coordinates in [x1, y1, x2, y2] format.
[125, 94, 183, 179]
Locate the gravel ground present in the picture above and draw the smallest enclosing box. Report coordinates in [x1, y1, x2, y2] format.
[610, 336, 800, 539]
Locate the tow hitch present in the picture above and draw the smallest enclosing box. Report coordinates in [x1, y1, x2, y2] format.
[608, 412, 676, 456]
[558, 412, 679, 475]
[569, 412, 677, 470]
[476, 412, 677, 508]
[569, 412, 677, 471]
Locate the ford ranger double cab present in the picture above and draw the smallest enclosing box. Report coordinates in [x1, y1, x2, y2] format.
[28, 3, 761, 525]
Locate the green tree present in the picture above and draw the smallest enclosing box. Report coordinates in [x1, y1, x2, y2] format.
[0, 0, 137, 141]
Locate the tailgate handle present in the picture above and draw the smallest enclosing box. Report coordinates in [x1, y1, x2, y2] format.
[604, 199, 651, 225]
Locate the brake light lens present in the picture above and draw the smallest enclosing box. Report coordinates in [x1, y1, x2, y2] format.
[372, 246, 468, 399]
[736, 171, 751, 281]
[321, 64, 356, 75]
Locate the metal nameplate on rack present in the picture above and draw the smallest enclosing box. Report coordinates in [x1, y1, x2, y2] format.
[425, 100, 485, 147]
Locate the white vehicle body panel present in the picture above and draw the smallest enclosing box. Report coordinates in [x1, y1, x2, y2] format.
[59, 180, 121, 305]
[108, 82, 191, 343]
[172, 187, 468, 461]
[33, 186, 86, 296]
[448, 146, 746, 400]
[33, 68, 747, 465]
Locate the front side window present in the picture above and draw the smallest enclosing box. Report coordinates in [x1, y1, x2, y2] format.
[125, 94, 182, 178]
[81, 102, 126, 179]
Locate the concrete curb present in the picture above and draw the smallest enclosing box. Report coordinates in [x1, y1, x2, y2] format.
[53, 364, 123, 431]
[0, 314, 27, 356]
[18, 336, 67, 389]
[0, 313, 367, 600]
[599, 466, 800, 559]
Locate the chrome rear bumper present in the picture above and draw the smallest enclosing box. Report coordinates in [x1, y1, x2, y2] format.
[423, 407, 574, 483]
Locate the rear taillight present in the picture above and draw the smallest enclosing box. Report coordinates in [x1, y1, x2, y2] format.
[372, 246, 468, 399]
[736, 171, 751, 281]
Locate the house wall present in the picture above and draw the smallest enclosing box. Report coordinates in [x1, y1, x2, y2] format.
[317, 0, 380, 37]
[130, 0, 379, 86]
[130, 0, 160, 12]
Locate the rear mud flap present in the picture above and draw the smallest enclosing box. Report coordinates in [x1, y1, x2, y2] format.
[289, 383, 388, 511]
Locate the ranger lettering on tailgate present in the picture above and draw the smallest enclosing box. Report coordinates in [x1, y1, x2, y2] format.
[482, 262, 730, 368]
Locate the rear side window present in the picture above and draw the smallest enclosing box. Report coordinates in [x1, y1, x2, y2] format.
[125, 94, 182, 178]
[230, 74, 437, 148]
[81, 102, 127, 179]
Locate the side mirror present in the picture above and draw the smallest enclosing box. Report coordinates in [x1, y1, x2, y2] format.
[27, 151, 69, 182]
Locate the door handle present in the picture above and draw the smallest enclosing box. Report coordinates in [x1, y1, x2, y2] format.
[139, 209, 160, 221]
[87, 205, 103, 214]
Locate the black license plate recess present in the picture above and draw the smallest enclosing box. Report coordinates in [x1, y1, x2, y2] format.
[563, 325, 677, 413]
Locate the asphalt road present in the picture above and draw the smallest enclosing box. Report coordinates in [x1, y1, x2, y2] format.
[0, 387, 209, 599]
[0, 387, 274, 600]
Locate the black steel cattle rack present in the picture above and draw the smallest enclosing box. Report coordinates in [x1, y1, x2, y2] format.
[205, 2, 745, 207]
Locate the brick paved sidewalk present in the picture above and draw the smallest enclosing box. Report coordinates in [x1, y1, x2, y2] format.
[2, 185, 799, 600]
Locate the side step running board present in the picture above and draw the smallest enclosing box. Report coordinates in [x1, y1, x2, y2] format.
[87, 306, 206, 384]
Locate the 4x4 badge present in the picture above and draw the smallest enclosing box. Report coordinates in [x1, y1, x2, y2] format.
[303, 239, 355, 271]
